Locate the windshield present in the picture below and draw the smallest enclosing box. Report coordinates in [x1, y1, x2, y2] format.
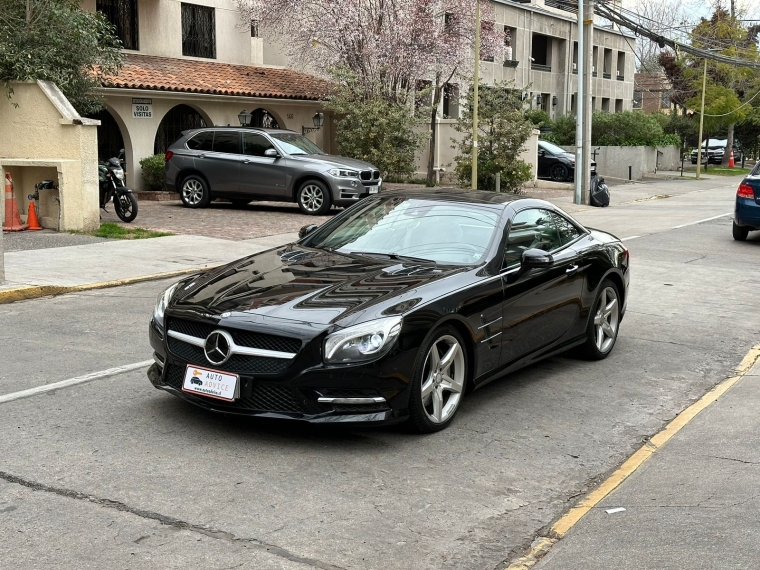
[539, 141, 569, 155]
[270, 132, 325, 155]
[304, 197, 501, 265]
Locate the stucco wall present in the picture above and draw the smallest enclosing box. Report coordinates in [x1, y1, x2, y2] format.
[561, 145, 682, 180]
[101, 91, 329, 191]
[0, 81, 99, 231]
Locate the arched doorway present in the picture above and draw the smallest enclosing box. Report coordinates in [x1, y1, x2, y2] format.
[89, 109, 125, 161]
[251, 108, 280, 129]
[154, 104, 208, 155]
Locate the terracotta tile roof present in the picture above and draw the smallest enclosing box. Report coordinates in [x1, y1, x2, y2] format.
[103, 54, 329, 100]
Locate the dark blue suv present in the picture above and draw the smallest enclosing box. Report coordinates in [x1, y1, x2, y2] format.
[734, 163, 760, 241]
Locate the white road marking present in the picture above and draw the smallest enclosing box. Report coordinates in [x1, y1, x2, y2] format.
[673, 213, 732, 229]
[621, 236, 641, 241]
[0, 360, 153, 405]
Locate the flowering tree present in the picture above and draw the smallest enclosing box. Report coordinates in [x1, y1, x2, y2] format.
[236, 0, 505, 184]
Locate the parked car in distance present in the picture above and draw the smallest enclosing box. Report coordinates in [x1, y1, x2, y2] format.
[164, 127, 382, 215]
[147, 190, 630, 433]
[537, 140, 597, 182]
[734, 163, 760, 241]
[690, 139, 743, 165]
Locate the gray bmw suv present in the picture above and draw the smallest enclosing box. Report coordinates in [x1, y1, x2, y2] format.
[163, 127, 382, 215]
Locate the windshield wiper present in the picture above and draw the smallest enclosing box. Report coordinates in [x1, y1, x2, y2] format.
[351, 251, 436, 264]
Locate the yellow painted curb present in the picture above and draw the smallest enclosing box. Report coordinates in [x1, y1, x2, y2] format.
[0, 266, 215, 305]
[506, 342, 760, 569]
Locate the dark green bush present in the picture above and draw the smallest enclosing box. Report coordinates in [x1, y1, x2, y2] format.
[139, 154, 166, 191]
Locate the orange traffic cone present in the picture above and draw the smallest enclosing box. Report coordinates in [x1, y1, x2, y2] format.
[3, 173, 28, 231]
[26, 201, 43, 230]
[729, 149, 735, 168]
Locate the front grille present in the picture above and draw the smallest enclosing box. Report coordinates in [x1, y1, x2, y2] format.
[164, 364, 304, 413]
[360, 170, 371, 181]
[169, 318, 301, 354]
[167, 337, 291, 374]
[372, 170, 380, 180]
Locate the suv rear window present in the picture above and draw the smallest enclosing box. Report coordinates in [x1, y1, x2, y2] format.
[186, 131, 212, 151]
[212, 132, 240, 154]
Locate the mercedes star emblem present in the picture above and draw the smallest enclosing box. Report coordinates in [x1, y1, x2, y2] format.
[204, 330, 233, 365]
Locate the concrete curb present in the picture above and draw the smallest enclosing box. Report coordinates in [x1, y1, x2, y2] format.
[0, 266, 214, 305]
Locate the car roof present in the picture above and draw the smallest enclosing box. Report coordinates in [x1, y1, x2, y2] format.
[382, 188, 556, 209]
[181, 127, 298, 136]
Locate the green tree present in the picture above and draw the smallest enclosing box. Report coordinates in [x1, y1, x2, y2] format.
[0, 0, 123, 114]
[325, 74, 427, 180]
[592, 111, 679, 147]
[735, 106, 760, 160]
[541, 114, 577, 146]
[663, 113, 699, 148]
[453, 82, 533, 192]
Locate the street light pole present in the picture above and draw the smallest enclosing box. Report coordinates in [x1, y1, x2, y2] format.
[574, 0, 585, 205]
[471, 0, 480, 190]
[696, 57, 708, 180]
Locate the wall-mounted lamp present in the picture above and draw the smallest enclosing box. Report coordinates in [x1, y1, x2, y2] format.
[302, 112, 325, 135]
[238, 109, 252, 127]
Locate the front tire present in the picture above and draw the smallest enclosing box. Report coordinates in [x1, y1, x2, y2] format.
[180, 175, 211, 208]
[733, 221, 749, 241]
[407, 325, 468, 433]
[114, 192, 138, 223]
[578, 279, 621, 360]
[550, 163, 570, 182]
[297, 180, 331, 215]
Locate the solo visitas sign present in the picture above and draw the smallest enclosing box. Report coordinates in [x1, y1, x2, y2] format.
[132, 98, 153, 119]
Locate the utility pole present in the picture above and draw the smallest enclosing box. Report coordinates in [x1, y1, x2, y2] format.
[471, 0, 480, 190]
[696, 57, 708, 180]
[579, 0, 594, 204]
[574, 0, 585, 205]
[0, 170, 4, 284]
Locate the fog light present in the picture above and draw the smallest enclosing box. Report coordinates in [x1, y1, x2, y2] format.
[351, 180, 358, 187]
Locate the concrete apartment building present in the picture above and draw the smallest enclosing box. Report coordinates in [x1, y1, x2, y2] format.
[84, 0, 635, 187]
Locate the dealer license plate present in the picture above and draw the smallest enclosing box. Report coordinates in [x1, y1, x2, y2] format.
[182, 365, 239, 402]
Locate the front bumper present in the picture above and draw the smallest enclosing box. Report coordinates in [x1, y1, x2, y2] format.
[326, 177, 382, 207]
[148, 319, 413, 425]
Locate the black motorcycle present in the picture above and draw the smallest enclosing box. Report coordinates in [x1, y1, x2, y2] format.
[100, 152, 138, 223]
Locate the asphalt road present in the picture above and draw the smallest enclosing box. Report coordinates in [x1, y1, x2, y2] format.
[1, 178, 758, 570]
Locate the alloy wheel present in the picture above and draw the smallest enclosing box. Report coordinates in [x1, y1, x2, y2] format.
[182, 179, 204, 205]
[593, 286, 619, 353]
[300, 184, 324, 213]
[420, 335, 465, 424]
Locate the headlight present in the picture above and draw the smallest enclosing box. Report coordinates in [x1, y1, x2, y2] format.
[113, 168, 124, 180]
[324, 316, 402, 364]
[328, 168, 359, 178]
[153, 283, 179, 327]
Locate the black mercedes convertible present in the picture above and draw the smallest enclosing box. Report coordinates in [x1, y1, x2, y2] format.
[147, 190, 630, 432]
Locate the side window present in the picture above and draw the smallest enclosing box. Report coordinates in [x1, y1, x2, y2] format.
[242, 133, 275, 157]
[503, 208, 562, 268]
[212, 132, 240, 154]
[186, 131, 212, 151]
[551, 212, 583, 245]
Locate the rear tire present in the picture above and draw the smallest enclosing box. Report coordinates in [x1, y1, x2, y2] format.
[550, 163, 570, 182]
[407, 325, 468, 433]
[297, 180, 331, 215]
[180, 175, 211, 208]
[733, 221, 749, 241]
[578, 279, 621, 360]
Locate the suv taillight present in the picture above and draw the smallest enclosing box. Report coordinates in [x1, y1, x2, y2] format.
[164, 151, 174, 161]
[737, 183, 755, 199]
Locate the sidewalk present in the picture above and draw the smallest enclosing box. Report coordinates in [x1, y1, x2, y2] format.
[0, 232, 296, 302]
[535, 353, 760, 570]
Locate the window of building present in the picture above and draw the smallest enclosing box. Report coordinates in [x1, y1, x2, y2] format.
[592, 96, 597, 109]
[633, 91, 643, 109]
[504, 26, 517, 62]
[602, 98, 610, 112]
[615, 99, 623, 113]
[572, 41, 578, 73]
[442, 84, 459, 118]
[661, 90, 672, 109]
[250, 20, 259, 38]
[571, 94, 576, 113]
[415, 80, 433, 114]
[616, 52, 625, 80]
[531, 34, 551, 71]
[444, 12, 455, 33]
[97, 0, 139, 50]
[603, 48, 612, 78]
[592, 46, 599, 76]
[181, 3, 216, 59]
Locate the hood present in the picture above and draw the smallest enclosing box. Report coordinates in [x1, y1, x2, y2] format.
[169, 245, 467, 329]
[289, 154, 378, 172]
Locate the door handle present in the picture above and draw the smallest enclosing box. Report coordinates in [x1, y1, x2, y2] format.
[566, 264, 579, 275]
[241, 159, 251, 164]
[199, 154, 207, 158]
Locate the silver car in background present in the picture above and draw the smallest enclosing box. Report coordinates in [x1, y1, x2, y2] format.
[163, 127, 382, 215]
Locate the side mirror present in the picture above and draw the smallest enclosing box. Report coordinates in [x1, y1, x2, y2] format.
[299, 224, 319, 239]
[264, 148, 279, 158]
[521, 248, 554, 269]
[537, 149, 545, 157]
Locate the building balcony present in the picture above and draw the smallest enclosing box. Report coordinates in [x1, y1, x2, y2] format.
[531, 63, 552, 72]
[603, 72, 612, 79]
[617, 75, 625, 81]
[503, 60, 519, 68]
